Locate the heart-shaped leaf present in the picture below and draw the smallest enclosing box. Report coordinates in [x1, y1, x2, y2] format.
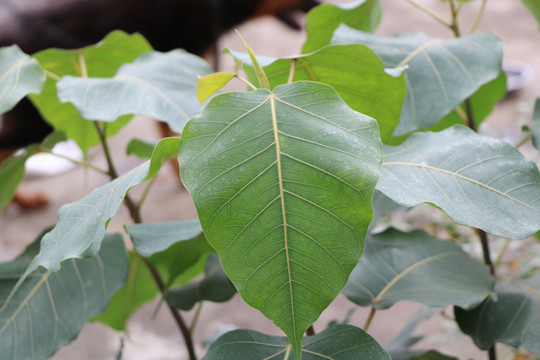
[57, 49, 211, 133]
[377, 125, 540, 239]
[343, 228, 495, 309]
[203, 325, 390, 360]
[166, 254, 236, 310]
[0, 233, 129, 360]
[302, 0, 382, 53]
[455, 275, 540, 354]
[29, 31, 152, 153]
[0, 45, 45, 113]
[179, 81, 382, 358]
[331, 27, 503, 135]
[232, 44, 406, 143]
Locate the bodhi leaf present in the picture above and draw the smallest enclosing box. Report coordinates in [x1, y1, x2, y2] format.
[57, 49, 212, 133]
[376, 125, 540, 239]
[0, 45, 45, 113]
[0, 233, 129, 360]
[2, 138, 178, 308]
[331, 27, 503, 135]
[455, 275, 540, 354]
[125, 220, 213, 285]
[166, 254, 236, 310]
[0, 131, 66, 213]
[203, 325, 390, 360]
[232, 44, 406, 143]
[29, 31, 152, 153]
[302, 0, 382, 54]
[179, 81, 382, 358]
[343, 228, 494, 309]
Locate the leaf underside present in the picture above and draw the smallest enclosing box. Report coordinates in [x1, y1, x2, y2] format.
[179, 81, 382, 357]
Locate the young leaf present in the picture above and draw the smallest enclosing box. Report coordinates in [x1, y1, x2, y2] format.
[93, 252, 159, 331]
[302, 0, 382, 53]
[203, 325, 390, 360]
[235, 30, 270, 89]
[179, 81, 382, 358]
[231, 44, 406, 143]
[455, 275, 540, 355]
[166, 254, 236, 310]
[332, 27, 503, 135]
[343, 228, 495, 309]
[126, 139, 157, 159]
[197, 72, 235, 103]
[377, 125, 540, 239]
[57, 50, 211, 133]
[29, 31, 152, 153]
[0, 45, 45, 113]
[0, 233, 129, 360]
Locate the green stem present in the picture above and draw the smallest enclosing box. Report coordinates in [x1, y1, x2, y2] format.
[235, 75, 257, 90]
[190, 302, 204, 334]
[493, 238, 511, 268]
[405, 0, 451, 28]
[363, 307, 376, 332]
[137, 175, 158, 212]
[288, 59, 296, 84]
[448, 0, 462, 37]
[469, 0, 487, 34]
[515, 133, 532, 148]
[43, 69, 61, 81]
[36, 146, 108, 174]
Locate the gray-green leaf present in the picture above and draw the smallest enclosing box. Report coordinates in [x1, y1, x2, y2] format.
[0, 45, 45, 113]
[0, 233, 129, 360]
[377, 125, 540, 239]
[343, 228, 495, 309]
[332, 27, 503, 135]
[455, 275, 540, 354]
[179, 81, 382, 358]
[203, 325, 390, 360]
[57, 49, 211, 133]
[302, 0, 382, 53]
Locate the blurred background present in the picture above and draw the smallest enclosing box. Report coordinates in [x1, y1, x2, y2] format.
[1, 0, 539, 359]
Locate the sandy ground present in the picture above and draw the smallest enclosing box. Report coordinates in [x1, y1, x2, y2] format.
[1, 0, 540, 359]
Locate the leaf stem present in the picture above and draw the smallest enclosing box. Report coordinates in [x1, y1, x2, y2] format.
[36, 146, 108, 174]
[404, 0, 451, 28]
[515, 133, 532, 148]
[469, 0, 487, 34]
[190, 302, 204, 334]
[43, 69, 61, 81]
[448, 0, 462, 37]
[235, 75, 257, 90]
[288, 59, 296, 84]
[363, 307, 376, 332]
[493, 238, 511, 268]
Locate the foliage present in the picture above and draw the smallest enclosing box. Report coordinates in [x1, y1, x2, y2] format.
[0, 1, 539, 360]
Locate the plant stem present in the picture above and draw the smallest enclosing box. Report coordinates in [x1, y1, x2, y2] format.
[405, 0, 451, 28]
[493, 238, 511, 267]
[448, 0, 462, 37]
[235, 75, 257, 90]
[469, 0, 487, 34]
[515, 133, 532, 148]
[43, 69, 61, 81]
[477, 229, 495, 276]
[288, 59, 296, 84]
[93, 121, 196, 359]
[363, 307, 376, 332]
[36, 146, 109, 174]
[190, 302, 204, 334]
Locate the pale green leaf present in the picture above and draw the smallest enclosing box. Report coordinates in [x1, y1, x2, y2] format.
[29, 31, 152, 153]
[377, 125, 540, 239]
[57, 49, 211, 133]
[455, 275, 540, 354]
[231, 44, 406, 143]
[302, 0, 382, 53]
[0, 233, 129, 360]
[179, 81, 382, 358]
[0, 45, 45, 113]
[166, 254, 236, 310]
[203, 325, 390, 360]
[332, 27, 503, 135]
[343, 228, 495, 309]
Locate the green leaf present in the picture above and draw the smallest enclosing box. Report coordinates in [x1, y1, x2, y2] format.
[57, 49, 211, 133]
[377, 125, 540, 239]
[455, 275, 540, 354]
[198, 72, 235, 103]
[146, 137, 180, 180]
[202, 325, 390, 360]
[29, 31, 152, 153]
[0, 131, 66, 213]
[126, 139, 156, 159]
[332, 28, 503, 135]
[166, 254, 236, 310]
[179, 81, 382, 358]
[0, 233, 129, 360]
[523, 0, 540, 30]
[409, 351, 458, 360]
[232, 44, 406, 143]
[302, 0, 382, 53]
[0, 45, 45, 113]
[370, 190, 407, 231]
[93, 252, 158, 331]
[236, 31, 270, 89]
[531, 97, 540, 150]
[125, 220, 213, 285]
[343, 228, 494, 309]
